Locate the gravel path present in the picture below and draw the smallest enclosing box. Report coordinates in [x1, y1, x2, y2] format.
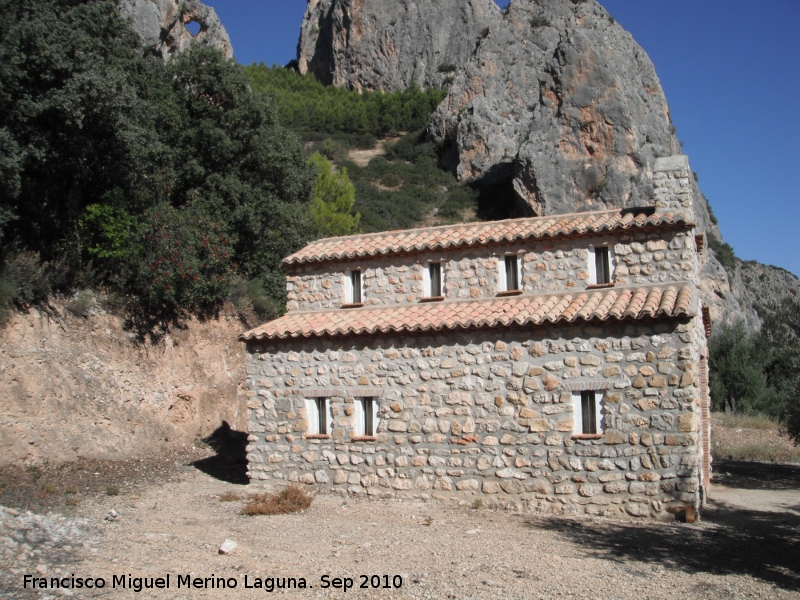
[2, 458, 798, 600]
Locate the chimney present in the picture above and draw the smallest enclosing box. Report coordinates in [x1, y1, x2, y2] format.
[653, 155, 693, 219]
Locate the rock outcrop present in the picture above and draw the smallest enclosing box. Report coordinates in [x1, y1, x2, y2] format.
[119, 0, 233, 61]
[297, 0, 502, 91]
[430, 0, 691, 218]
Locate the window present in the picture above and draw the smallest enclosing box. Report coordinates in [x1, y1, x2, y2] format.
[589, 246, 614, 285]
[353, 397, 380, 437]
[423, 262, 444, 298]
[498, 255, 522, 292]
[572, 391, 603, 435]
[305, 398, 331, 435]
[344, 269, 363, 305]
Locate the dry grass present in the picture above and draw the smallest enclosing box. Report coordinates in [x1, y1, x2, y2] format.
[713, 412, 779, 430]
[242, 484, 313, 516]
[713, 438, 800, 464]
[218, 492, 242, 502]
[712, 412, 800, 464]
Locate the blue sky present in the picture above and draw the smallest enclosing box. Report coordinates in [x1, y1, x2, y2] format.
[209, 0, 799, 277]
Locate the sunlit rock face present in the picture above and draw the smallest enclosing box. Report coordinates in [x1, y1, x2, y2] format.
[297, 0, 503, 92]
[119, 0, 233, 61]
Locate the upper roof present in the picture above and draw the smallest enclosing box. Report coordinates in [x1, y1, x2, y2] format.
[241, 284, 694, 342]
[283, 208, 694, 267]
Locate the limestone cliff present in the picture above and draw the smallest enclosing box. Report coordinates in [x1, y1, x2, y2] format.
[430, 0, 684, 214]
[118, 0, 233, 61]
[297, 0, 502, 91]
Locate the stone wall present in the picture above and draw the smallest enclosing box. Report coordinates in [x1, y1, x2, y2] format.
[244, 318, 706, 520]
[654, 156, 694, 216]
[286, 229, 696, 312]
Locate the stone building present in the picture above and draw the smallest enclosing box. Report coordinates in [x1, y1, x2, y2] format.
[240, 155, 712, 520]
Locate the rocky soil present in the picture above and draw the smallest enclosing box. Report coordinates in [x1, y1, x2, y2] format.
[1, 442, 798, 599]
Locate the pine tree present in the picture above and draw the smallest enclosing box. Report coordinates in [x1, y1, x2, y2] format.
[309, 153, 360, 237]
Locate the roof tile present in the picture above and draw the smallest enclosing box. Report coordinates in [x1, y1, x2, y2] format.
[283, 208, 695, 266]
[241, 284, 696, 342]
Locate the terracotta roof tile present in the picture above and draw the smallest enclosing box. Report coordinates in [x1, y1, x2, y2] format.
[240, 285, 696, 342]
[283, 208, 695, 267]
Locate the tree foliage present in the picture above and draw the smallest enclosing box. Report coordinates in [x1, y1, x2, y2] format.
[709, 321, 769, 415]
[709, 298, 800, 443]
[244, 65, 446, 137]
[309, 153, 360, 237]
[0, 0, 314, 318]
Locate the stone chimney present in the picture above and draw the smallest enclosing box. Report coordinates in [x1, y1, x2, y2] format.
[653, 155, 693, 219]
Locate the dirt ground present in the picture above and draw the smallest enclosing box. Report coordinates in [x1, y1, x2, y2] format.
[2, 438, 799, 600]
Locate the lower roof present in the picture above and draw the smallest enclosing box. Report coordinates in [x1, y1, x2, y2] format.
[240, 284, 694, 342]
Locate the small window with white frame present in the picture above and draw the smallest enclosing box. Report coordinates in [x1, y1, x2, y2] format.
[305, 397, 332, 435]
[588, 245, 615, 285]
[423, 261, 444, 298]
[572, 390, 603, 435]
[353, 397, 380, 437]
[344, 269, 364, 305]
[498, 254, 522, 292]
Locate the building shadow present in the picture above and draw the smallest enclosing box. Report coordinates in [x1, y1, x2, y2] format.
[523, 496, 800, 593]
[191, 422, 249, 485]
[713, 459, 800, 491]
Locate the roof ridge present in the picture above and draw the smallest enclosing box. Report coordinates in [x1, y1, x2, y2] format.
[284, 208, 695, 266]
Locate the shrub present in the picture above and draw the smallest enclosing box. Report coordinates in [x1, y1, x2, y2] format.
[530, 17, 550, 27]
[81, 201, 135, 262]
[590, 177, 609, 198]
[66, 290, 94, 317]
[242, 484, 313, 516]
[352, 133, 377, 150]
[707, 232, 737, 273]
[316, 138, 350, 163]
[787, 378, 800, 444]
[380, 172, 402, 188]
[2, 249, 50, 304]
[704, 194, 718, 225]
[125, 203, 235, 314]
[437, 63, 457, 73]
[228, 277, 281, 325]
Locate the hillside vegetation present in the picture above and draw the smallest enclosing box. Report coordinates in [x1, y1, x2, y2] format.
[244, 65, 481, 232]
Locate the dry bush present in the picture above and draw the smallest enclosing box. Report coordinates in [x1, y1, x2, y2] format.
[219, 493, 242, 502]
[242, 484, 313, 516]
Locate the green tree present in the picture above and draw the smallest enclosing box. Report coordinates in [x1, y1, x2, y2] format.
[309, 153, 360, 237]
[0, 0, 178, 279]
[759, 297, 800, 439]
[788, 378, 800, 444]
[709, 320, 768, 414]
[0, 1, 316, 319]
[164, 47, 315, 303]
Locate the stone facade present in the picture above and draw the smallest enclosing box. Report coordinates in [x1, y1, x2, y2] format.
[242, 156, 711, 521]
[286, 229, 697, 312]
